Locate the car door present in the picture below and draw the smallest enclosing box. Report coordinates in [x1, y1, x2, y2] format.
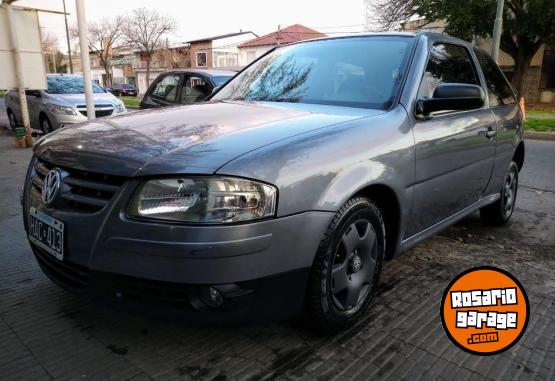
[177, 75, 213, 105]
[140, 73, 183, 109]
[406, 41, 497, 237]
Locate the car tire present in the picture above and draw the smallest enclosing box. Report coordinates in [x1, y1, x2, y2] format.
[7, 109, 17, 131]
[40, 115, 53, 134]
[480, 161, 519, 226]
[305, 196, 385, 333]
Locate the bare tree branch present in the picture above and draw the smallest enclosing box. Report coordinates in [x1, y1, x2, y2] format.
[366, 0, 416, 31]
[123, 7, 176, 85]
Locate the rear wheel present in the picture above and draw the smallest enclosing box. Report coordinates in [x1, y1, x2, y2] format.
[480, 161, 519, 226]
[7, 110, 17, 130]
[305, 197, 385, 333]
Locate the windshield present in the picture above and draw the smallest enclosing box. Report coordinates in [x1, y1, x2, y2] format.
[213, 76, 232, 87]
[213, 36, 414, 110]
[46, 76, 106, 94]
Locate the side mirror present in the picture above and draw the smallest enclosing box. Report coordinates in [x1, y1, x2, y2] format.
[416, 83, 484, 119]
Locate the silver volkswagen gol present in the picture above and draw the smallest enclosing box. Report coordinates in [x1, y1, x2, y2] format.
[6, 74, 127, 133]
[23, 33, 523, 331]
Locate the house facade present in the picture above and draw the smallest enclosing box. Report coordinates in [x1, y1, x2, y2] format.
[187, 31, 258, 70]
[402, 19, 555, 105]
[238, 24, 327, 65]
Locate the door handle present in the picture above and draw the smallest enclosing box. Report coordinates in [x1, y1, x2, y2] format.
[486, 127, 497, 138]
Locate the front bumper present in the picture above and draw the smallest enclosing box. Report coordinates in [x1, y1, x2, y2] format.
[23, 158, 334, 321]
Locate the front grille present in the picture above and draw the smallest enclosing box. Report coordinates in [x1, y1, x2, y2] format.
[32, 158, 126, 213]
[76, 104, 113, 118]
[33, 245, 90, 291]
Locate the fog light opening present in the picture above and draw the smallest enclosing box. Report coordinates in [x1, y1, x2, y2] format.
[199, 286, 224, 308]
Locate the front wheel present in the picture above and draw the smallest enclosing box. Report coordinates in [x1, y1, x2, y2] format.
[40, 115, 53, 134]
[305, 197, 385, 333]
[480, 161, 519, 226]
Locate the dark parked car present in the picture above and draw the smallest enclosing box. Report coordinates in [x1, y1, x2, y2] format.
[139, 69, 235, 109]
[23, 33, 523, 331]
[109, 83, 137, 97]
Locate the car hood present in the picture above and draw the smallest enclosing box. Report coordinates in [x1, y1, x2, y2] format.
[34, 101, 382, 177]
[44, 92, 118, 106]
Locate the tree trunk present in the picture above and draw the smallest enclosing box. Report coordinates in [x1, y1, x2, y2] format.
[145, 57, 151, 88]
[104, 64, 112, 88]
[510, 51, 533, 99]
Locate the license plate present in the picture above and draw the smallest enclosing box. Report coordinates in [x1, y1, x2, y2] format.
[28, 207, 64, 260]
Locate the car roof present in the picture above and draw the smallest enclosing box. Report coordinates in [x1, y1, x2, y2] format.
[279, 31, 470, 48]
[161, 69, 237, 77]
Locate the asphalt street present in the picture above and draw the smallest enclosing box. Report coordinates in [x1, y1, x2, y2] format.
[0, 107, 553, 380]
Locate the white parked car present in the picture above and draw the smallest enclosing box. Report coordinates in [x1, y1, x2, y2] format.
[5, 74, 127, 133]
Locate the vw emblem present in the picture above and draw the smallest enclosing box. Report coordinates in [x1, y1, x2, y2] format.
[351, 255, 362, 273]
[42, 169, 61, 205]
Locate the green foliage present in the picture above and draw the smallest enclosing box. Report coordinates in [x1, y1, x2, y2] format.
[414, 0, 555, 44]
[524, 108, 555, 132]
[120, 96, 141, 108]
[0, 90, 5, 98]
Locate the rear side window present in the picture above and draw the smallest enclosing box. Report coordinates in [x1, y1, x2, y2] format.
[151, 74, 181, 102]
[418, 43, 479, 98]
[474, 49, 516, 106]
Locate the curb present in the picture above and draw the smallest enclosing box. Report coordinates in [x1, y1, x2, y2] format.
[524, 131, 555, 141]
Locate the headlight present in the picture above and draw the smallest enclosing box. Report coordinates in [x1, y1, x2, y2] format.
[46, 104, 76, 115]
[114, 102, 126, 113]
[128, 177, 277, 223]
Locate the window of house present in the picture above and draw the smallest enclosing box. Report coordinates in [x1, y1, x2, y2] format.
[539, 50, 555, 89]
[179, 76, 211, 104]
[151, 74, 180, 102]
[196, 52, 207, 67]
[418, 43, 479, 99]
[474, 48, 516, 106]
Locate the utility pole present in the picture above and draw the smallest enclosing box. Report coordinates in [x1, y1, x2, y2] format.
[75, 0, 95, 119]
[491, 0, 505, 63]
[276, 24, 281, 46]
[5, 0, 32, 142]
[62, 0, 73, 73]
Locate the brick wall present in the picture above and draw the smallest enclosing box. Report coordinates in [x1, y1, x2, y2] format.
[190, 41, 213, 68]
[522, 66, 542, 103]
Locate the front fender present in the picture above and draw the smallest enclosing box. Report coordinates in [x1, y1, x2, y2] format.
[217, 105, 415, 221]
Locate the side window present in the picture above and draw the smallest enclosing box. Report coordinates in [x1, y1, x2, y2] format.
[151, 74, 180, 102]
[474, 49, 516, 106]
[418, 43, 479, 99]
[179, 76, 212, 104]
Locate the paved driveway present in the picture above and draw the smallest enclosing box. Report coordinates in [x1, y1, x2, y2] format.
[0, 131, 553, 380]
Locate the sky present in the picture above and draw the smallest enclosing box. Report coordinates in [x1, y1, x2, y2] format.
[14, 0, 370, 52]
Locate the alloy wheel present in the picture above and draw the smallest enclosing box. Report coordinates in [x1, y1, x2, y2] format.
[503, 166, 517, 217]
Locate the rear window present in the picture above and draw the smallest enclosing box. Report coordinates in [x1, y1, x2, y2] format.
[213, 36, 414, 110]
[474, 48, 516, 106]
[213, 76, 232, 87]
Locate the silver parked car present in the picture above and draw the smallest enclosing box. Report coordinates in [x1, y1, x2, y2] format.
[23, 33, 523, 332]
[6, 74, 127, 133]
